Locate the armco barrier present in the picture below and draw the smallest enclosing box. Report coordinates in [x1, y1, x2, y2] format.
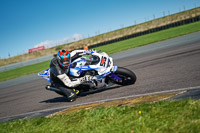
[0, 54, 53, 72]
[88, 15, 200, 49]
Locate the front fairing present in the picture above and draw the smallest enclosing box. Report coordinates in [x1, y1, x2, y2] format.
[69, 52, 114, 77]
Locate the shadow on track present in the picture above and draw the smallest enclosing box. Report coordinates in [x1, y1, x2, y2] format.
[40, 85, 121, 103]
[79, 85, 121, 96]
[40, 97, 68, 103]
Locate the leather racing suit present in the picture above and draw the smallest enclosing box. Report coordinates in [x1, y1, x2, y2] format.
[50, 50, 87, 100]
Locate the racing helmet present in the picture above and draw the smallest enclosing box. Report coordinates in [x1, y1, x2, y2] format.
[57, 50, 71, 68]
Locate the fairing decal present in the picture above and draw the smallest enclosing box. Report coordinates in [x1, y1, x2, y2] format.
[38, 68, 51, 82]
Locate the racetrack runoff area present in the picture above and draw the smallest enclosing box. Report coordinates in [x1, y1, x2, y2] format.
[1, 86, 200, 132]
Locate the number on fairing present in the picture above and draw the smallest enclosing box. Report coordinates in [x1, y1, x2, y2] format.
[100, 56, 107, 67]
[107, 58, 111, 68]
[100, 56, 111, 68]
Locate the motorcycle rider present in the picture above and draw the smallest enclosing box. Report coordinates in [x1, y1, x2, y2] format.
[49, 49, 92, 102]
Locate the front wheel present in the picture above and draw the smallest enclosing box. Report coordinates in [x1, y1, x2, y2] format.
[113, 67, 136, 85]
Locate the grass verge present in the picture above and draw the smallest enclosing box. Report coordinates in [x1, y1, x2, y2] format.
[0, 99, 200, 132]
[95, 21, 200, 54]
[0, 60, 50, 82]
[0, 21, 200, 82]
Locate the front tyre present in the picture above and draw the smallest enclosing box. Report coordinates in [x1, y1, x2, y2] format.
[114, 67, 136, 85]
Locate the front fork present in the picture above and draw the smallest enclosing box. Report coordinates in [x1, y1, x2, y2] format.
[105, 66, 122, 83]
[110, 72, 122, 82]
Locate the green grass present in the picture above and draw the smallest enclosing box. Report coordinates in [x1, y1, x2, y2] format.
[95, 21, 200, 54]
[0, 60, 50, 82]
[1, 99, 200, 133]
[0, 21, 200, 82]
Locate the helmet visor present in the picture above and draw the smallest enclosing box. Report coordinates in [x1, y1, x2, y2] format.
[60, 56, 70, 67]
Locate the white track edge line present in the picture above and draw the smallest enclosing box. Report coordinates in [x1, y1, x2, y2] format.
[1, 85, 200, 120]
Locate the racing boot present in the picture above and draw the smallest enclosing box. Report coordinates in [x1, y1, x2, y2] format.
[58, 87, 77, 102]
[73, 89, 80, 95]
[67, 89, 80, 102]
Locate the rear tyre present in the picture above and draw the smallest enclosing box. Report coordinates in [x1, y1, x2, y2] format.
[113, 67, 136, 85]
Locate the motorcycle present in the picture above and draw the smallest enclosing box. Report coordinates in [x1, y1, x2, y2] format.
[38, 50, 136, 101]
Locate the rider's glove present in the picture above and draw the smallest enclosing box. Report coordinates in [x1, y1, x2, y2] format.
[80, 75, 94, 83]
[85, 75, 94, 81]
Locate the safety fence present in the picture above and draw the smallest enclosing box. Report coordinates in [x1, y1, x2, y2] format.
[88, 15, 200, 49]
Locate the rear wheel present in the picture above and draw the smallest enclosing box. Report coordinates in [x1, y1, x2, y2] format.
[113, 67, 136, 85]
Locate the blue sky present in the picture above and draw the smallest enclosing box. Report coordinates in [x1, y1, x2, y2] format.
[0, 0, 199, 58]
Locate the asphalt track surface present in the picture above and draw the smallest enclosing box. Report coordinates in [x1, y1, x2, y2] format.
[0, 32, 200, 121]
